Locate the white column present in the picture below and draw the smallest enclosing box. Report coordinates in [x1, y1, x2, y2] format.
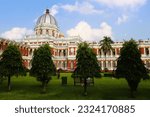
[110, 50, 113, 57]
[71, 61, 73, 70]
[61, 61, 63, 68]
[61, 50, 63, 56]
[101, 49, 104, 57]
[49, 30, 52, 36]
[29, 60, 31, 69]
[97, 49, 98, 55]
[111, 61, 113, 70]
[101, 61, 104, 70]
[65, 61, 67, 70]
[106, 61, 108, 68]
[32, 49, 34, 56]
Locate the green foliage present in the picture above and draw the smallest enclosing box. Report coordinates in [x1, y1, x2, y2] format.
[72, 42, 101, 79]
[72, 42, 101, 95]
[30, 44, 56, 93]
[0, 44, 26, 77]
[0, 77, 7, 85]
[0, 44, 26, 90]
[115, 39, 149, 96]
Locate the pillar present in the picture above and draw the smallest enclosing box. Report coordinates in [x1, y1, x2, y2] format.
[101, 49, 104, 57]
[110, 61, 113, 70]
[106, 61, 108, 69]
[65, 61, 67, 70]
[101, 61, 104, 70]
[144, 47, 146, 56]
[110, 50, 113, 57]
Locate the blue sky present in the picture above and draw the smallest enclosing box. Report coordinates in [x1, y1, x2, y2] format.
[0, 0, 150, 42]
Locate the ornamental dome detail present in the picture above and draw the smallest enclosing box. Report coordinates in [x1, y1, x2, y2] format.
[34, 9, 63, 37]
[35, 9, 58, 29]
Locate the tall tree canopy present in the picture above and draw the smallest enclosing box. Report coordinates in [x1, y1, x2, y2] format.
[0, 44, 26, 91]
[115, 39, 149, 97]
[99, 36, 113, 71]
[72, 42, 101, 95]
[30, 44, 56, 93]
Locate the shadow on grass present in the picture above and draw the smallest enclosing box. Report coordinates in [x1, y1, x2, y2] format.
[0, 75, 150, 100]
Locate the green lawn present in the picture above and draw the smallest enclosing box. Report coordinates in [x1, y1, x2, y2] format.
[0, 73, 150, 100]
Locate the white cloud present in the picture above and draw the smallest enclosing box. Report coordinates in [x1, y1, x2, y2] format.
[1, 27, 33, 41]
[50, 2, 103, 15]
[62, 2, 103, 14]
[92, 0, 146, 8]
[117, 15, 128, 25]
[67, 21, 112, 42]
[50, 5, 59, 16]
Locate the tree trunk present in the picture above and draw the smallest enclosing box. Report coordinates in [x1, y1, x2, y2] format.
[42, 81, 46, 94]
[130, 90, 135, 98]
[8, 76, 11, 91]
[83, 78, 87, 96]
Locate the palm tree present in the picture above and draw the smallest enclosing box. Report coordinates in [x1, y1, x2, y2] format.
[99, 36, 114, 71]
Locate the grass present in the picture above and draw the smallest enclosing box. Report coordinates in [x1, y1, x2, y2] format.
[0, 73, 150, 100]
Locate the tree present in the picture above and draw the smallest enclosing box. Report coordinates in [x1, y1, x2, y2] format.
[30, 44, 56, 93]
[72, 42, 101, 95]
[99, 36, 114, 71]
[115, 39, 149, 97]
[0, 44, 26, 91]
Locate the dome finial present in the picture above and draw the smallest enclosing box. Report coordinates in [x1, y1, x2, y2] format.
[46, 9, 49, 14]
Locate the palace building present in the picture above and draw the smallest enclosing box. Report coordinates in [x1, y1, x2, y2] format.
[0, 9, 150, 71]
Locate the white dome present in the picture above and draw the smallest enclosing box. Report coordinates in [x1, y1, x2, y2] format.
[35, 9, 58, 28]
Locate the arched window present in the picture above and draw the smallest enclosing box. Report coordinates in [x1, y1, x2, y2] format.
[63, 50, 66, 56]
[99, 49, 101, 56]
[113, 50, 115, 56]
